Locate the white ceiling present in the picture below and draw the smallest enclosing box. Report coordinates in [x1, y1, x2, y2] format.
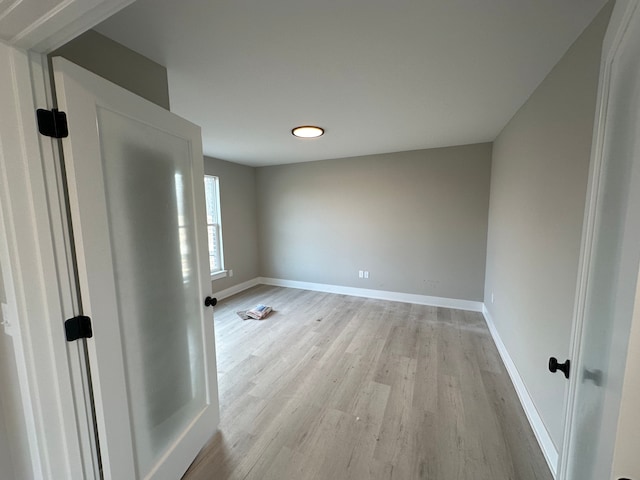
[96, 0, 607, 167]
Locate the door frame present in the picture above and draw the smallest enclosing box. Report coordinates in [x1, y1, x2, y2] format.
[0, 45, 105, 479]
[0, 2, 137, 478]
[558, 1, 640, 479]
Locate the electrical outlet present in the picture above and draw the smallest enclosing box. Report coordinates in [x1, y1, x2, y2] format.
[491, 293, 494, 304]
[228, 269, 234, 277]
[359, 270, 364, 278]
[364, 271, 369, 279]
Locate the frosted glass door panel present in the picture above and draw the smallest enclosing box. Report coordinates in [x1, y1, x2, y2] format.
[98, 108, 205, 478]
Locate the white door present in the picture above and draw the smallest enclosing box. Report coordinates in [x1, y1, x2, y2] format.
[52, 56, 219, 480]
[560, 2, 640, 479]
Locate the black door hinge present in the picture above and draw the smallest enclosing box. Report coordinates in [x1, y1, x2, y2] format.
[65, 315, 93, 342]
[36, 108, 68, 138]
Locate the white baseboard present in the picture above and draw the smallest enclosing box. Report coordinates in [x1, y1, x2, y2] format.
[482, 305, 558, 478]
[259, 277, 483, 312]
[214, 277, 261, 300]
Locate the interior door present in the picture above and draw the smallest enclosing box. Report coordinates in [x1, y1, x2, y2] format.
[52, 57, 219, 480]
[560, 3, 640, 479]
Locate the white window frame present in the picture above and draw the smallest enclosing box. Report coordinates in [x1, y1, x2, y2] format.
[204, 175, 226, 280]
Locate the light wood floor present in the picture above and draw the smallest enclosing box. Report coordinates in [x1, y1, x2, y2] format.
[183, 286, 553, 480]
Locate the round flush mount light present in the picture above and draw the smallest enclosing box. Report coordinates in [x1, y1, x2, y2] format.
[292, 125, 324, 138]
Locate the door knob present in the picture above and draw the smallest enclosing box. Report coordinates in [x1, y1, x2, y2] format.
[204, 296, 217, 307]
[548, 357, 570, 379]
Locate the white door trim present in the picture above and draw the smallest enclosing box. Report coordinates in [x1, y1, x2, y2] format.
[0, 43, 97, 479]
[8, 0, 136, 52]
[1, 2, 139, 479]
[31, 50, 102, 479]
[558, 1, 639, 478]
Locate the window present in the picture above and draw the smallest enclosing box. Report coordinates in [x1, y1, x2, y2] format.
[174, 173, 191, 281]
[204, 175, 224, 276]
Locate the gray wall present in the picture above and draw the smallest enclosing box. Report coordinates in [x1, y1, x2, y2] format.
[204, 157, 260, 293]
[483, 3, 613, 449]
[51, 30, 170, 109]
[257, 144, 492, 301]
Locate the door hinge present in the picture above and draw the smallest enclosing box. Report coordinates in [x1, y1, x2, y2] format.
[36, 108, 69, 138]
[65, 315, 93, 342]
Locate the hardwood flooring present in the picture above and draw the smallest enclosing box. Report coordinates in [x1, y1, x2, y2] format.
[183, 285, 553, 480]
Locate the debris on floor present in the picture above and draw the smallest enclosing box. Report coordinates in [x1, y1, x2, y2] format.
[237, 304, 273, 320]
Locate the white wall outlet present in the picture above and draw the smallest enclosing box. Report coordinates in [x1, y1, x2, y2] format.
[228, 269, 234, 277]
[491, 293, 494, 304]
[364, 271, 369, 279]
[359, 270, 364, 278]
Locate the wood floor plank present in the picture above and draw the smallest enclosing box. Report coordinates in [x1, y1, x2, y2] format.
[183, 287, 553, 480]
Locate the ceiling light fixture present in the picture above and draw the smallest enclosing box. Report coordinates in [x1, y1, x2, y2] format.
[292, 126, 324, 138]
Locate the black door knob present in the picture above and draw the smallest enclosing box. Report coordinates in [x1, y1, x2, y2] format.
[549, 357, 570, 379]
[204, 296, 217, 307]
